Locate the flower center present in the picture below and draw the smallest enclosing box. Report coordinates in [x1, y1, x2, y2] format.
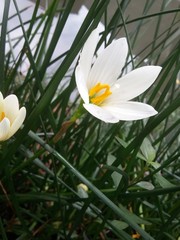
[0, 112, 5, 122]
[89, 83, 112, 105]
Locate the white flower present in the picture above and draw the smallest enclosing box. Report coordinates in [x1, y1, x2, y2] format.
[75, 28, 162, 123]
[0, 92, 26, 141]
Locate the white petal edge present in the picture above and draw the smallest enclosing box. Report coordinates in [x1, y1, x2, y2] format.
[75, 65, 89, 104]
[0, 118, 10, 141]
[0, 92, 4, 112]
[102, 101, 158, 121]
[0, 92, 3, 101]
[110, 66, 162, 102]
[88, 38, 128, 89]
[4, 94, 19, 123]
[78, 28, 99, 83]
[6, 107, 26, 139]
[83, 103, 119, 123]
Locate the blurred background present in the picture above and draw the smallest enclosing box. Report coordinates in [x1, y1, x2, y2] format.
[30, 0, 180, 63]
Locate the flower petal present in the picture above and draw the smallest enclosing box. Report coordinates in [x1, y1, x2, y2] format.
[75, 65, 89, 104]
[103, 101, 157, 121]
[7, 107, 26, 139]
[0, 92, 4, 101]
[4, 94, 20, 123]
[88, 38, 128, 89]
[0, 118, 10, 141]
[110, 66, 162, 101]
[83, 103, 119, 123]
[78, 28, 99, 83]
[0, 92, 4, 112]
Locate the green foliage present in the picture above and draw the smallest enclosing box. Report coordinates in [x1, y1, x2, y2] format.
[0, 0, 179, 239]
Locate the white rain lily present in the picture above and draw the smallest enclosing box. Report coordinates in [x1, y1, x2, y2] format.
[75, 28, 162, 123]
[0, 92, 26, 141]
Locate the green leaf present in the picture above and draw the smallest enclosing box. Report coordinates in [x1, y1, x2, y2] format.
[136, 181, 155, 190]
[155, 173, 175, 188]
[107, 154, 123, 188]
[0, 0, 10, 92]
[108, 220, 129, 230]
[140, 138, 156, 163]
[118, 204, 151, 225]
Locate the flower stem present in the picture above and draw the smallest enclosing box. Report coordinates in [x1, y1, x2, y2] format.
[53, 101, 85, 143]
[69, 100, 85, 122]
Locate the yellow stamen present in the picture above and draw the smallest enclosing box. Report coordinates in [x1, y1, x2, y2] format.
[0, 112, 5, 122]
[89, 83, 112, 105]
